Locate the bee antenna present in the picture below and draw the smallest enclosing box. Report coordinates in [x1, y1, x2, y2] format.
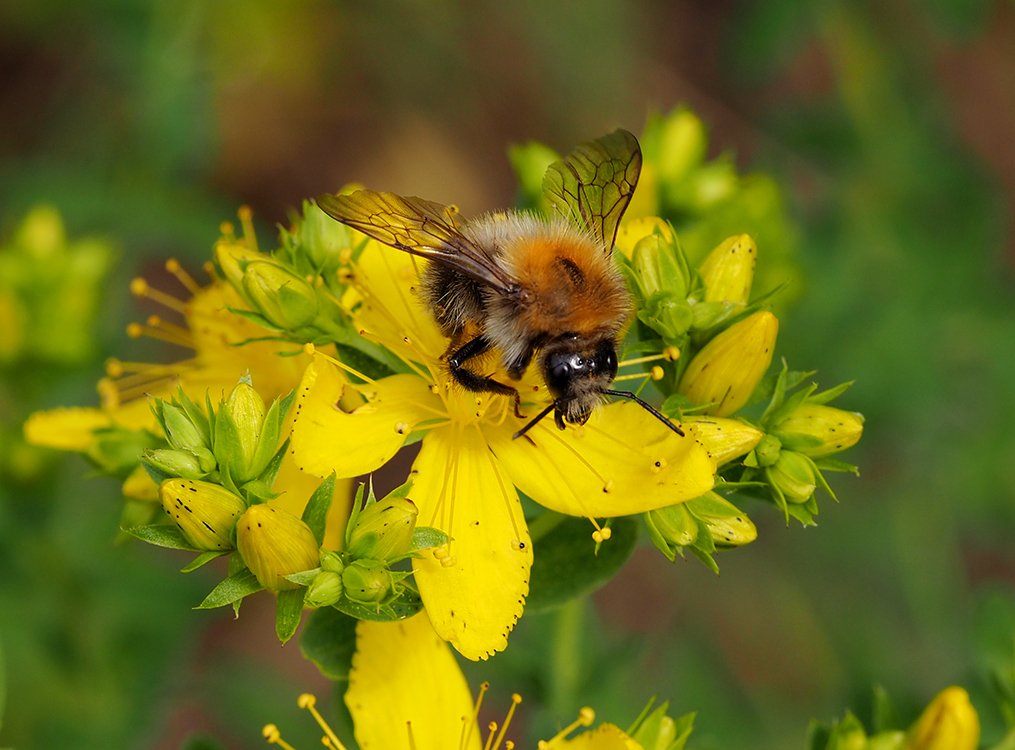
[512, 401, 557, 440]
[602, 390, 685, 437]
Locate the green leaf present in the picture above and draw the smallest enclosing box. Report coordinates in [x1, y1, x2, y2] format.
[285, 568, 322, 587]
[526, 515, 639, 612]
[196, 568, 261, 609]
[126, 523, 198, 551]
[303, 472, 336, 545]
[299, 607, 358, 681]
[333, 582, 424, 622]
[276, 588, 305, 644]
[180, 550, 228, 573]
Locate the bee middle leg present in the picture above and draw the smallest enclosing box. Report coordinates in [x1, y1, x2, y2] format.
[448, 335, 523, 417]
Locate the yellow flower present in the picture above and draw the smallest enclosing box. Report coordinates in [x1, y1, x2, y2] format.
[266, 613, 648, 750]
[291, 240, 716, 659]
[25, 216, 310, 460]
[905, 686, 979, 750]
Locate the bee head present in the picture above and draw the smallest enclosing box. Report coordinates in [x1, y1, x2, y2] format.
[540, 336, 618, 428]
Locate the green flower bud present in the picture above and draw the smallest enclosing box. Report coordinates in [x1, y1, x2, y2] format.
[645, 503, 698, 561]
[143, 448, 207, 480]
[160, 478, 246, 550]
[305, 570, 344, 608]
[236, 504, 320, 592]
[342, 559, 393, 604]
[643, 107, 707, 187]
[299, 202, 348, 271]
[766, 450, 816, 504]
[159, 402, 209, 454]
[223, 379, 266, 479]
[686, 492, 756, 547]
[698, 234, 757, 305]
[508, 141, 559, 209]
[242, 260, 319, 330]
[682, 416, 763, 465]
[771, 403, 864, 458]
[214, 241, 263, 291]
[753, 434, 782, 467]
[320, 550, 345, 574]
[347, 496, 418, 562]
[632, 232, 688, 300]
[906, 687, 979, 750]
[677, 311, 778, 416]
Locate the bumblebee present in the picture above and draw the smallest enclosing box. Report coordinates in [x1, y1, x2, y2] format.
[317, 129, 680, 438]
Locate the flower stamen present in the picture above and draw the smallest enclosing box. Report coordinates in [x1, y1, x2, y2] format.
[460, 680, 489, 750]
[262, 723, 296, 750]
[129, 277, 188, 314]
[237, 205, 259, 251]
[296, 693, 347, 750]
[165, 258, 202, 295]
[537, 707, 596, 748]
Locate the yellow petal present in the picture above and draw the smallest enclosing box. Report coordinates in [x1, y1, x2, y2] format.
[348, 240, 447, 363]
[290, 353, 440, 478]
[269, 454, 353, 551]
[122, 465, 159, 501]
[550, 724, 644, 749]
[486, 401, 715, 517]
[23, 407, 112, 451]
[411, 425, 532, 660]
[614, 216, 675, 258]
[347, 614, 481, 750]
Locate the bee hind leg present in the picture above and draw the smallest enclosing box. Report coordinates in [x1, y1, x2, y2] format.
[448, 335, 523, 415]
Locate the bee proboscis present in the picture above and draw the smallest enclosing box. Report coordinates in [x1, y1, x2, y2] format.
[317, 129, 683, 439]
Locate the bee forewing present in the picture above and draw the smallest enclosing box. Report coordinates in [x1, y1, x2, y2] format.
[315, 190, 518, 293]
[542, 128, 642, 255]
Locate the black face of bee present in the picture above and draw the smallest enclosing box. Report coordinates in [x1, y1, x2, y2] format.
[541, 337, 619, 428]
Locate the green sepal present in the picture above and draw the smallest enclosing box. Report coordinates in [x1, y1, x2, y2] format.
[332, 582, 424, 622]
[408, 526, 449, 553]
[174, 387, 212, 445]
[343, 483, 369, 550]
[785, 494, 820, 526]
[275, 588, 305, 644]
[299, 607, 358, 681]
[127, 523, 198, 551]
[627, 698, 696, 750]
[256, 437, 291, 491]
[225, 306, 285, 333]
[303, 472, 336, 545]
[526, 515, 638, 613]
[181, 550, 228, 573]
[249, 390, 294, 479]
[196, 568, 261, 609]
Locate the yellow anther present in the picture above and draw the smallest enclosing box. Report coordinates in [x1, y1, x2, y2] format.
[598, 527, 611, 541]
[105, 358, 124, 377]
[578, 707, 595, 726]
[395, 422, 409, 435]
[303, 342, 316, 356]
[650, 365, 664, 380]
[664, 346, 680, 361]
[126, 322, 144, 338]
[129, 278, 148, 296]
[297, 693, 316, 709]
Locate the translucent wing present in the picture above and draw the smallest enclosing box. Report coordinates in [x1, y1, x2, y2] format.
[316, 190, 519, 294]
[542, 129, 642, 254]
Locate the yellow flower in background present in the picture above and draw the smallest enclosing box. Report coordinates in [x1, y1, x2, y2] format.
[22, 212, 351, 542]
[291, 239, 716, 659]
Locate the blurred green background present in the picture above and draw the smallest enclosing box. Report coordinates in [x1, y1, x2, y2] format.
[2, 1, 1014, 748]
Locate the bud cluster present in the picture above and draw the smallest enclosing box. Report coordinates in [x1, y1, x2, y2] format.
[741, 363, 864, 524]
[626, 232, 862, 564]
[282, 483, 447, 617]
[214, 204, 351, 343]
[142, 376, 293, 500]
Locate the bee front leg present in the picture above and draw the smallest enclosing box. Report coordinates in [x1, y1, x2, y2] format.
[447, 336, 522, 414]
